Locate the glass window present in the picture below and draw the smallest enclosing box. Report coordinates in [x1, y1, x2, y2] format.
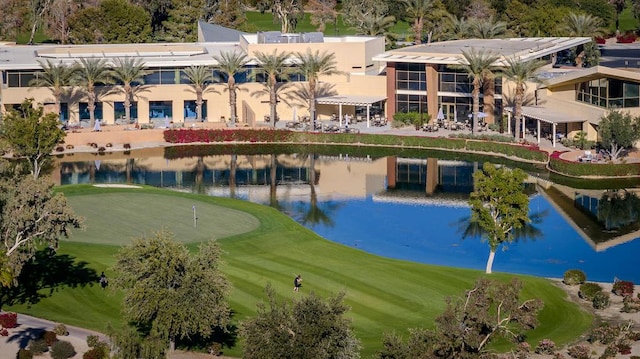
[8, 73, 20, 87]
[144, 71, 161, 85]
[20, 73, 36, 86]
[624, 83, 639, 98]
[60, 103, 69, 122]
[149, 101, 173, 119]
[160, 69, 176, 84]
[184, 100, 207, 120]
[79, 102, 103, 120]
[114, 102, 138, 122]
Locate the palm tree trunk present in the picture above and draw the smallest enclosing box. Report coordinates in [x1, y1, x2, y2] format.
[196, 91, 203, 122]
[270, 154, 278, 207]
[88, 93, 96, 128]
[413, 18, 423, 44]
[124, 87, 131, 124]
[270, 82, 277, 128]
[472, 80, 480, 136]
[514, 84, 523, 141]
[229, 81, 237, 123]
[485, 249, 496, 274]
[309, 79, 317, 124]
[230, 154, 237, 198]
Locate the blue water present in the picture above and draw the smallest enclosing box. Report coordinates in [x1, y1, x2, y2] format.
[287, 194, 640, 283]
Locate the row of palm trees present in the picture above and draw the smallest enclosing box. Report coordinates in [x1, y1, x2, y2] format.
[31, 50, 339, 128]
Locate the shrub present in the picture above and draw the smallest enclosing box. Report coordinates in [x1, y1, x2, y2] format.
[0, 328, 7, 336]
[588, 323, 620, 344]
[593, 291, 611, 309]
[43, 330, 58, 346]
[564, 269, 587, 285]
[0, 312, 18, 328]
[567, 344, 590, 359]
[612, 280, 635, 297]
[97, 146, 106, 152]
[617, 340, 632, 355]
[65, 144, 74, 150]
[86, 335, 100, 348]
[83, 347, 107, 359]
[535, 339, 556, 354]
[28, 338, 49, 355]
[123, 143, 131, 149]
[604, 344, 619, 358]
[55, 146, 64, 152]
[50, 340, 76, 359]
[54, 323, 68, 336]
[622, 296, 640, 313]
[106, 143, 113, 147]
[627, 331, 640, 341]
[579, 282, 602, 300]
[554, 354, 567, 359]
[17, 349, 33, 359]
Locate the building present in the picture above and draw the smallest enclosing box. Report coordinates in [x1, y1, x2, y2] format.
[0, 22, 386, 126]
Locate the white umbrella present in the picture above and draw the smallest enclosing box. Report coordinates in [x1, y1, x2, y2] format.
[436, 107, 445, 121]
[93, 119, 101, 132]
[94, 160, 101, 171]
[164, 115, 170, 128]
[477, 112, 488, 118]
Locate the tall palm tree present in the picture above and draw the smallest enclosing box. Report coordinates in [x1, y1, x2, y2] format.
[182, 65, 214, 122]
[469, 16, 508, 39]
[111, 57, 150, 125]
[212, 51, 250, 124]
[440, 15, 470, 40]
[456, 48, 500, 135]
[29, 60, 74, 120]
[558, 12, 604, 37]
[402, 0, 435, 44]
[293, 49, 340, 125]
[502, 56, 546, 140]
[72, 58, 113, 128]
[353, 14, 396, 43]
[253, 50, 292, 128]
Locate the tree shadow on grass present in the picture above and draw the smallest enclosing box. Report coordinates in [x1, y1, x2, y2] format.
[0, 249, 99, 309]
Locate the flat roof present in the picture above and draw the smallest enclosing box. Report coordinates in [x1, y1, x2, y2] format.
[505, 105, 587, 124]
[372, 37, 592, 65]
[316, 95, 387, 106]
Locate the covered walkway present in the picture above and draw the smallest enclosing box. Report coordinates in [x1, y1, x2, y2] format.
[505, 106, 586, 147]
[316, 95, 387, 128]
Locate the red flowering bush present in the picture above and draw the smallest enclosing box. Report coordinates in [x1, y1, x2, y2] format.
[0, 312, 18, 328]
[164, 129, 294, 143]
[613, 280, 635, 297]
[0, 328, 8, 336]
[617, 32, 637, 43]
[595, 37, 607, 44]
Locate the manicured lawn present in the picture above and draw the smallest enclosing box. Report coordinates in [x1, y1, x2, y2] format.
[5, 185, 593, 357]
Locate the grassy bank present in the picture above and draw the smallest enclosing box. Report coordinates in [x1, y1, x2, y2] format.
[5, 186, 593, 357]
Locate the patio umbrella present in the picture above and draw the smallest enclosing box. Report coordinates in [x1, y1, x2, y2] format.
[93, 119, 101, 132]
[477, 112, 488, 118]
[436, 107, 445, 124]
[164, 115, 170, 128]
[94, 160, 101, 171]
[292, 107, 297, 122]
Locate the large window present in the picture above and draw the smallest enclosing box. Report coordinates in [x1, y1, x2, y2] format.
[149, 101, 173, 119]
[144, 68, 182, 85]
[396, 63, 426, 91]
[184, 100, 207, 120]
[396, 94, 426, 113]
[6, 71, 39, 87]
[79, 102, 103, 120]
[114, 102, 138, 122]
[577, 78, 640, 108]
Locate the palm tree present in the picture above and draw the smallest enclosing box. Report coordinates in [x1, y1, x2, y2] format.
[440, 15, 470, 40]
[352, 14, 396, 43]
[293, 50, 340, 125]
[502, 56, 546, 141]
[456, 48, 500, 135]
[253, 50, 292, 128]
[469, 16, 508, 39]
[29, 60, 74, 120]
[72, 58, 113, 128]
[182, 65, 215, 123]
[111, 57, 150, 125]
[402, 0, 435, 44]
[212, 51, 250, 124]
[558, 12, 604, 37]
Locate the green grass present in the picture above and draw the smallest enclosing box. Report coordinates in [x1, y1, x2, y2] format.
[6, 185, 593, 357]
[613, 7, 640, 33]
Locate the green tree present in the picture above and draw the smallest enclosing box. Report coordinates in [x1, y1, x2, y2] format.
[0, 173, 82, 287]
[455, 48, 499, 135]
[71, 58, 113, 128]
[182, 65, 215, 122]
[163, 0, 204, 42]
[111, 57, 151, 125]
[342, 0, 396, 41]
[210, 0, 247, 29]
[27, 0, 53, 45]
[68, 0, 152, 43]
[502, 57, 546, 140]
[131, 0, 171, 34]
[241, 284, 361, 359]
[308, 0, 337, 32]
[293, 50, 340, 124]
[610, 0, 626, 31]
[212, 51, 250, 123]
[598, 110, 640, 160]
[256, 0, 305, 33]
[440, 15, 471, 40]
[558, 12, 604, 37]
[111, 230, 230, 351]
[29, 60, 74, 119]
[0, 99, 66, 179]
[253, 50, 292, 128]
[402, 0, 436, 44]
[469, 163, 530, 274]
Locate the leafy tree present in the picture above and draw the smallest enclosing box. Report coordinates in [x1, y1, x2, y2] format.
[111, 230, 230, 351]
[293, 50, 340, 124]
[308, 0, 337, 32]
[111, 57, 151, 125]
[253, 50, 292, 128]
[442, 0, 472, 18]
[45, 0, 81, 44]
[256, 0, 305, 33]
[402, 0, 436, 44]
[597, 190, 640, 230]
[598, 110, 640, 160]
[212, 51, 250, 123]
[502, 57, 546, 140]
[0, 0, 29, 41]
[610, 0, 627, 31]
[0, 99, 65, 179]
[67, 5, 103, 43]
[29, 60, 74, 119]
[342, 0, 396, 40]
[469, 163, 530, 274]
[464, 0, 496, 19]
[27, 0, 53, 45]
[0, 173, 82, 287]
[241, 284, 361, 359]
[71, 58, 113, 127]
[163, 0, 205, 42]
[182, 65, 215, 122]
[455, 48, 500, 135]
[132, 0, 172, 34]
[376, 278, 543, 358]
[68, 0, 151, 43]
[440, 15, 471, 40]
[209, 0, 247, 29]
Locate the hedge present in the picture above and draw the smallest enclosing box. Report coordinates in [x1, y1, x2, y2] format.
[549, 155, 640, 177]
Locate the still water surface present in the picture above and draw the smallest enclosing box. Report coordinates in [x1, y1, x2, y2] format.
[56, 149, 640, 283]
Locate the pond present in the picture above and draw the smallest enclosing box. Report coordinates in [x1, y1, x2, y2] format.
[54, 147, 640, 283]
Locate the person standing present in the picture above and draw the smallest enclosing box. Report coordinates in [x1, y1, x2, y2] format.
[99, 272, 108, 289]
[293, 274, 302, 292]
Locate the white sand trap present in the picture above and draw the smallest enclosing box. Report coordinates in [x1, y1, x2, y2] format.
[93, 184, 142, 188]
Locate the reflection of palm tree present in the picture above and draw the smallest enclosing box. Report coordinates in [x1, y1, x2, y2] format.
[229, 154, 238, 199]
[292, 154, 342, 227]
[455, 210, 548, 242]
[269, 154, 279, 209]
[194, 156, 206, 194]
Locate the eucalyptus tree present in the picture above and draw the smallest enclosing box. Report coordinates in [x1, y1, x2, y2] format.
[293, 49, 340, 124]
[182, 65, 215, 122]
[29, 59, 74, 119]
[110, 57, 150, 125]
[455, 48, 500, 135]
[402, 0, 436, 44]
[502, 56, 546, 140]
[72, 58, 113, 128]
[212, 51, 250, 124]
[253, 50, 292, 128]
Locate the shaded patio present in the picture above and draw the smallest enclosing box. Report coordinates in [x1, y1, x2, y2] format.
[505, 106, 586, 147]
[316, 95, 387, 128]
